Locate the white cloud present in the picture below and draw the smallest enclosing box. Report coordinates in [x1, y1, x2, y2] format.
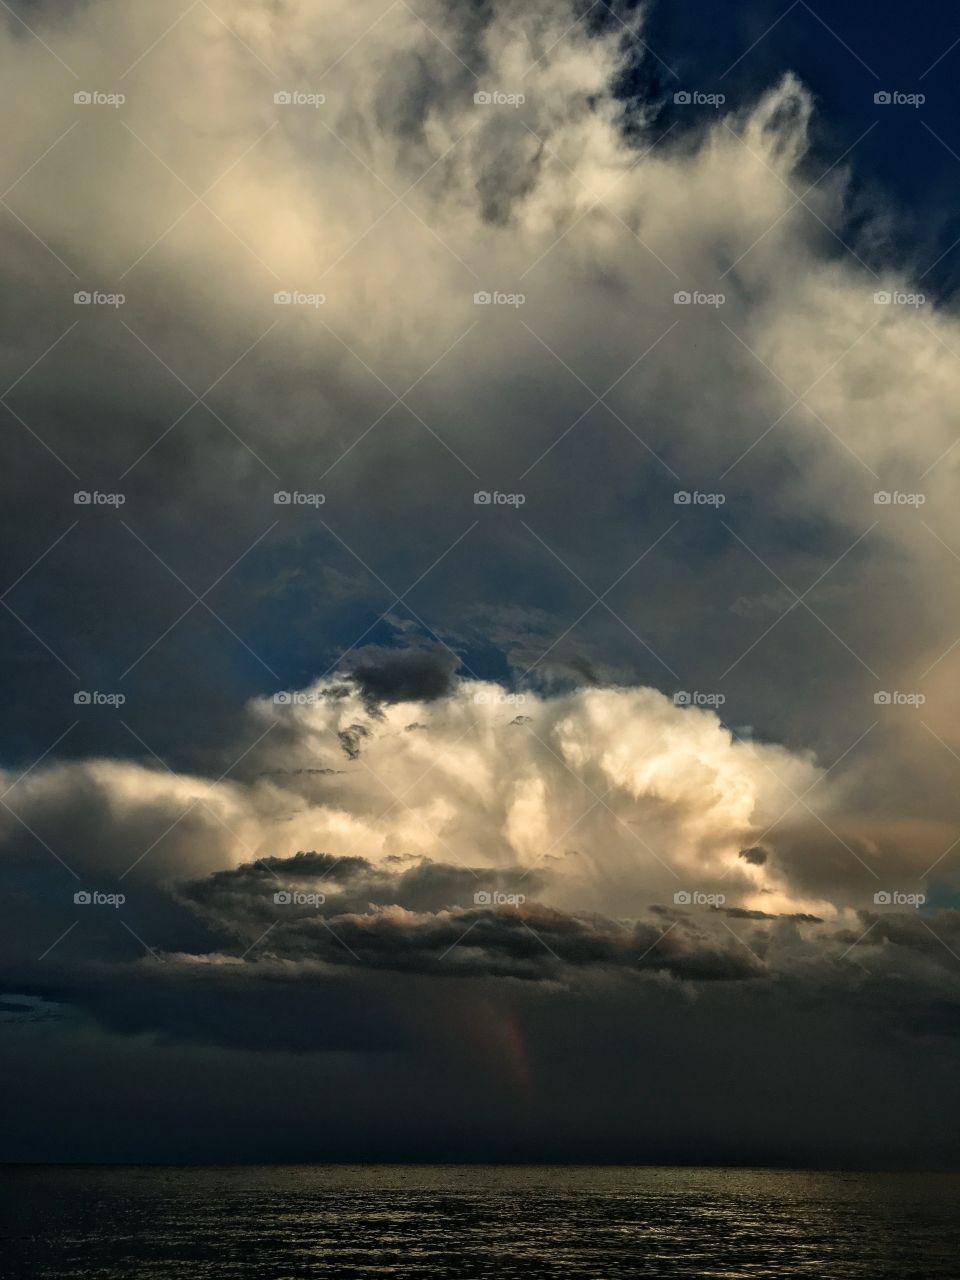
[2, 0, 960, 901]
[1, 676, 836, 918]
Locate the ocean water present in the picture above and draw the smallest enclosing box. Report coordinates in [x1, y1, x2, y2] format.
[1, 1164, 958, 1278]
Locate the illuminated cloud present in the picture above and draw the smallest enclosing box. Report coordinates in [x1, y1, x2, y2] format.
[3, 0, 960, 1166]
[1, 675, 829, 913]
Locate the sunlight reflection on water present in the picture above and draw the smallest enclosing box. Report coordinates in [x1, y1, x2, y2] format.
[2, 1164, 959, 1278]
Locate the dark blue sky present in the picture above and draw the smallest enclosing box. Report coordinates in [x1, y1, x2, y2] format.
[629, 0, 960, 295]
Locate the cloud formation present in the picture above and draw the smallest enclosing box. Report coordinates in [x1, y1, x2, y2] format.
[1, 675, 834, 913]
[3, 0, 960, 1164]
[1, 0, 958, 824]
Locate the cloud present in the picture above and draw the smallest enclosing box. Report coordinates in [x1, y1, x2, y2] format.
[0, 0, 958, 828]
[165, 845, 957, 998]
[348, 645, 461, 709]
[739, 845, 767, 865]
[0, 674, 836, 917]
[1, 663, 950, 1009]
[171, 847, 770, 981]
[4, 0, 960, 1163]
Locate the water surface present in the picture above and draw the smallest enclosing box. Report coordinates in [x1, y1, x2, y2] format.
[2, 1164, 958, 1277]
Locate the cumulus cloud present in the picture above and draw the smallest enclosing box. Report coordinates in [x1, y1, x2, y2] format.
[1, 674, 837, 914]
[4, 0, 960, 1163]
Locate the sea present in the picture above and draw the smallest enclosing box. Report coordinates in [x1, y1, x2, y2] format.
[1, 1164, 958, 1277]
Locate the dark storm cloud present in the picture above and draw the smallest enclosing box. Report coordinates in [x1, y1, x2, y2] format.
[837, 908, 960, 959]
[179, 849, 531, 918]
[170, 849, 765, 981]
[722, 906, 823, 923]
[236, 899, 763, 982]
[7, 842, 960, 1172]
[0, 995, 63, 1024]
[347, 646, 461, 710]
[739, 845, 767, 866]
[261, 767, 343, 777]
[337, 725, 370, 761]
[13, 964, 415, 1054]
[168, 852, 858, 985]
[12, 850, 960, 1062]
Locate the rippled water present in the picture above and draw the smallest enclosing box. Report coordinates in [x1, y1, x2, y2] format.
[2, 1164, 959, 1278]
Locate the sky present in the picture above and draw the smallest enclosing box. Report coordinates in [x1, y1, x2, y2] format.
[3, 0, 960, 1166]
